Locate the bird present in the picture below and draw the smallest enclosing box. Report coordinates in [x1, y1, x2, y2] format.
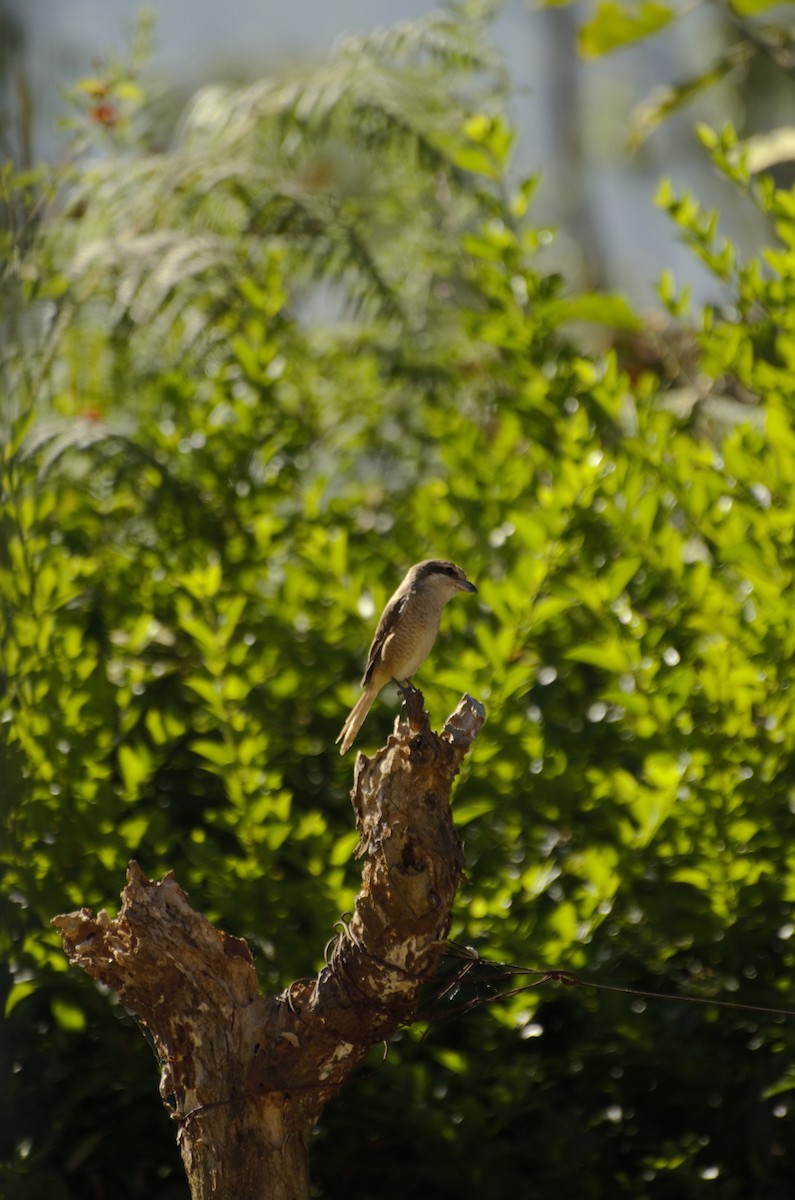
[336, 559, 477, 755]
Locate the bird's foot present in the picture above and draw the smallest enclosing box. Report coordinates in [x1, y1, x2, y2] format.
[392, 677, 421, 701]
[393, 678, 427, 736]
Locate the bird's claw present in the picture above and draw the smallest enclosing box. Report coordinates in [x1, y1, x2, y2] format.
[392, 677, 420, 701]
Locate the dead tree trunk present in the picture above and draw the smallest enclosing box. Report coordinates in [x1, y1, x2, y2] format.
[53, 690, 485, 1200]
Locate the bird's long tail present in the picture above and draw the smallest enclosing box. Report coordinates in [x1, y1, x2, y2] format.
[336, 684, 379, 755]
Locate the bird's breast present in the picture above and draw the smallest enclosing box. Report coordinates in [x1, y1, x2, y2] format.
[381, 605, 442, 679]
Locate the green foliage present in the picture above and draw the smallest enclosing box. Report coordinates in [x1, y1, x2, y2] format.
[578, 1, 676, 59]
[541, 0, 795, 152]
[4, 8, 795, 1200]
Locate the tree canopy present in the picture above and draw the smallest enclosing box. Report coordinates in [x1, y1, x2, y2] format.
[3, 5, 795, 1197]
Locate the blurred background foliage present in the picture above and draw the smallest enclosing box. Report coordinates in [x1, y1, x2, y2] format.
[3, 3, 795, 1198]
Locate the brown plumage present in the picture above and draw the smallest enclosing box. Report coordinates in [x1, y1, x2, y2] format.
[336, 559, 477, 755]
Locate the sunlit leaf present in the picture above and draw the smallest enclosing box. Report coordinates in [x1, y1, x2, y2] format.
[118, 743, 152, 798]
[542, 291, 643, 331]
[51, 997, 88, 1032]
[728, 0, 785, 12]
[578, 0, 675, 58]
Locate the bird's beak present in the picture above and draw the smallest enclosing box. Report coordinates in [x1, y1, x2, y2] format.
[458, 578, 477, 593]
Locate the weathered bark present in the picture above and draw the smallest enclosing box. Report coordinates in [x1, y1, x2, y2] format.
[53, 690, 485, 1200]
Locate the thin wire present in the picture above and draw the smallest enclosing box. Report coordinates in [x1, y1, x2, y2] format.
[436, 944, 795, 1023]
[577, 976, 795, 1021]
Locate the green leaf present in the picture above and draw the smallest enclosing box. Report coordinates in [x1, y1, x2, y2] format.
[176, 560, 222, 602]
[578, 1, 676, 58]
[184, 674, 224, 712]
[119, 814, 150, 848]
[543, 292, 643, 331]
[118, 743, 152, 798]
[191, 738, 233, 767]
[329, 831, 360, 866]
[728, 0, 784, 12]
[51, 997, 87, 1032]
[566, 640, 633, 672]
[5, 980, 37, 1016]
[606, 556, 642, 598]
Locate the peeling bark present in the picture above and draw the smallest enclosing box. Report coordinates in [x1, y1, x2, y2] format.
[53, 691, 485, 1200]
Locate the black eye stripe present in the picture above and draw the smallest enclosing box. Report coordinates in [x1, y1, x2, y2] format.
[418, 561, 461, 581]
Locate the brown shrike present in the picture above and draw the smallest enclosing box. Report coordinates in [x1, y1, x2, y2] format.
[336, 559, 477, 755]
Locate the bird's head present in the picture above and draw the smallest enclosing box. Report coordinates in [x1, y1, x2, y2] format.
[410, 559, 477, 601]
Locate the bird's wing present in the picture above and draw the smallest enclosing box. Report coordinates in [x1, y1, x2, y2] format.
[361, 591, 410, 688]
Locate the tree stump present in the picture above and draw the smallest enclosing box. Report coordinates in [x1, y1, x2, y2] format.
[53, 691, 485, 1200]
